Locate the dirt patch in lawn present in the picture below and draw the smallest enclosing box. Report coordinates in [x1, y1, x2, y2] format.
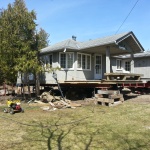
[124, 94, 150, 104]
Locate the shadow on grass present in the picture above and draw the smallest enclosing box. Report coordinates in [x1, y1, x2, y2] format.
[45, 124, 74, 150]
[20, 116, 150, 150]
[1, 105, 149, 150]
[20, 117, 104, 150]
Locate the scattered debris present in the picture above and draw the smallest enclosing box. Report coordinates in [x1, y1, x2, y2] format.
[40, 91, 60, 102]
[29, 91, 81, 111]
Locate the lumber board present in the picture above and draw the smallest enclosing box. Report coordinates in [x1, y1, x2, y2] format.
[108, 94, 123, 99]
[95, 94, 103, 98]
[97, 98, 114, 103]
[108, 101, 124, 107]
[97, 90, 120, 95]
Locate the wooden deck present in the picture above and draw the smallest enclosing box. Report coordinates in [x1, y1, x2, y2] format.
[62, 79, 142, 84]
[57, 73, 143, 88]
[38, 73, 144, 89]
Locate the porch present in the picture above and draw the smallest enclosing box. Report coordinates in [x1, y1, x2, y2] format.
[58, 72, 143, 89]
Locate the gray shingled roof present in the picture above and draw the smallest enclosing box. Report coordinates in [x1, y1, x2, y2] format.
[40, 31, 144, 54]
[78, 32, 131, 49]
[114, 51, 150, 59]
[41, 39, 80, 53]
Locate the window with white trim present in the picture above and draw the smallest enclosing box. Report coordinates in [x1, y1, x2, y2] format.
[77, 53, 91, 70]
[59, 52, 74, 69]
[116, 59, 122, 69]
[125, 61, 131, 71]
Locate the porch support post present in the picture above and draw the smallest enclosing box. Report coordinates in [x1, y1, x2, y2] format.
[106, 46, 110, 73]
[130, 53, 134, 73]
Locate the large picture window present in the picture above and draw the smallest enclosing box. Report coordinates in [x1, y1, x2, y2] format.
[60, 52, 74, 69]
[77, 53, 91, 70]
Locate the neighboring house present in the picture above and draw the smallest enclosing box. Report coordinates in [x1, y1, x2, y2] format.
[39, 31, 144, 84]
[112, 51, 150, 82]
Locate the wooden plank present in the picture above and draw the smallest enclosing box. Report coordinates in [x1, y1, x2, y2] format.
[104, 73, 143, 76]
[102, 80, 142, 83]
[119, 98, 124, 102]
[95, 94, 103, 98]
[97, 100, 124, 106]
[97, 98, 114, 103]
[108, 101, 123, 107]
[108, 94, 123, 99]
[97, 90, 120, 95]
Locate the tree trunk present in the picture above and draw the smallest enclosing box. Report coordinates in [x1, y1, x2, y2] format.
[27, 74, 31, 98]
[35, 72, 40, 97]
[21, 73, 25, 100]
[3, 81, 6, 96]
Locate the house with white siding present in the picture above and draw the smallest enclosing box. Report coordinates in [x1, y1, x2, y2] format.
[38, 31, 145, 84]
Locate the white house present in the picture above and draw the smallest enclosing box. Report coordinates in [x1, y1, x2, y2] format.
[39, 31, 144, 84]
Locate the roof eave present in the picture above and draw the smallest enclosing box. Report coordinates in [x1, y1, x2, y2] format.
[115, 31, 144, 52]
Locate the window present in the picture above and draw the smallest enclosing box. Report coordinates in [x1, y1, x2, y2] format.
[60, 53, 66, 68]
[77, 54, 81, 68]
[77, 53, 91, 70]
[40, 54, 53, 71]
[60, 52, 74, 69]
[116, 59, 122, 69]
[125, 61, 131, 71]
[95, 55, 102, 74]
[49, 54, 52, 66]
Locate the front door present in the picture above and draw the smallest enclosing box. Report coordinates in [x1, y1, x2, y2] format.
[94, 55, 102, 79]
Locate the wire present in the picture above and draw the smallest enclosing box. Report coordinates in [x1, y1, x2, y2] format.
[115, 0, 140, 34]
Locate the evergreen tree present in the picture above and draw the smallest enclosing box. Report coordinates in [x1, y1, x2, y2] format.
[38, 28, 49, 49]
[0, 0, 37, 84]
[0, 0, 49, 96]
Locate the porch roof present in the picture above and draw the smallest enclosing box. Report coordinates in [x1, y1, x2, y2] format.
[113, 51, 150, 59]
[40, 31, 144, 55]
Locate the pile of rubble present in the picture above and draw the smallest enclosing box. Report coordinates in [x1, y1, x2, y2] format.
[29, 91, 81, 111]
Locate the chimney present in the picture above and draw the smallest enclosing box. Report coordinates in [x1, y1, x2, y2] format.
[72, 35, 76, 41]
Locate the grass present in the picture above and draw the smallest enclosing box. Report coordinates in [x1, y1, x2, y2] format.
[0, 97, 150, 150]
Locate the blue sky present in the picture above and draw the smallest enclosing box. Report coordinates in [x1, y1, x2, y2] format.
[0, 0, 149, 50]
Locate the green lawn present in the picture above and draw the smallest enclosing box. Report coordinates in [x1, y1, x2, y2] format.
[0, 97, 150, 150]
